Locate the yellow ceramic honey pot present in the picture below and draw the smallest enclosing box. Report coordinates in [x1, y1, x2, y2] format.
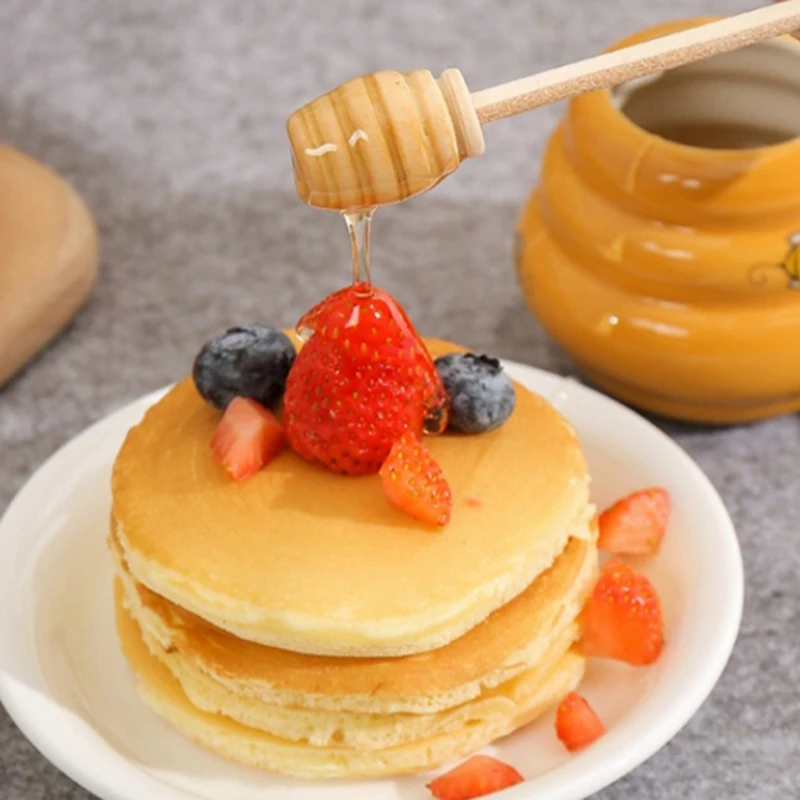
[517, 19, 800, 424]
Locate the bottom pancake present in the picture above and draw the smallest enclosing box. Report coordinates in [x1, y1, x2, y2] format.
[121, 577, 581, 751]
[116, 591, 585, 778]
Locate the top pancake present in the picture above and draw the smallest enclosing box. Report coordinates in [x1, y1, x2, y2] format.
[112, 339, 591, 657]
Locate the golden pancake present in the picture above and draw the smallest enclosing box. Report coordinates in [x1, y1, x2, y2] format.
[125, 580, 580, 752]
[137, 613, 579, 751]
[111, 529, 596, 715]
[112, 339, 592, 657]
[115, 593, 585, 778]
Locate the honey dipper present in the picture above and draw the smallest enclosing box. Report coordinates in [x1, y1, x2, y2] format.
[288, 1, 800, 210]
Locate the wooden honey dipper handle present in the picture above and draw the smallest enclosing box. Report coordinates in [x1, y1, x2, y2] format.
[289, 2, 800, 211]
[471, 2, 800, 124]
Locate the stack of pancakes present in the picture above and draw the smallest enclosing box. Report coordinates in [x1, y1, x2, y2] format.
[110, 340, 598, 778]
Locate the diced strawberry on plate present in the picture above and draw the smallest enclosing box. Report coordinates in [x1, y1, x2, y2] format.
[581, 558, 664, 666]
[210, 397, 285, 481]
[427, 754, 524, 799]
[555, 691, 606, 751]
[598, 487, 671, 555]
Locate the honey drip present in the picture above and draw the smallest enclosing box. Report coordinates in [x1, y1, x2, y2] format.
[343, 208, 375, 289]
[296, 207, 376, 343]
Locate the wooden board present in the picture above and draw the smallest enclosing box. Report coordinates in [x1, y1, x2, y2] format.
[0, 144, 99, 387]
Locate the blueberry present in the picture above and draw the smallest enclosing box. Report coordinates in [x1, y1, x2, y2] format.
[192, 325, 296, 410]
[435, 353, 515, 434]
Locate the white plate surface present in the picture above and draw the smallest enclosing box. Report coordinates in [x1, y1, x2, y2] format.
[0, 362, 743, 800]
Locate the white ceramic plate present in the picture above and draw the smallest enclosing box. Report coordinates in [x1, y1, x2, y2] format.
[0, 362, 743, 800]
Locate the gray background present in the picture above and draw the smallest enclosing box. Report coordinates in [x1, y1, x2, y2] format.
[1, 0, 798, 797]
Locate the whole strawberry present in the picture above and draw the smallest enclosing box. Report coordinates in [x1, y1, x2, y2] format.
[284, 283, 448, 476]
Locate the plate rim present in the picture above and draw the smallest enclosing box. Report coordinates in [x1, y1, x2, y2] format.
[0, 361, 744, 800]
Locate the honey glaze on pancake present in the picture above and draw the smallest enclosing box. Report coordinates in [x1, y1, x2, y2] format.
[111, 530, 596, 713]
[114, 591, 586, 779]
[112, 339, 591, 656]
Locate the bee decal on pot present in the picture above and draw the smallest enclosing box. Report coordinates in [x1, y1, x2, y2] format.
[749, 232, 800, 289]
[783, 232, 800, 288]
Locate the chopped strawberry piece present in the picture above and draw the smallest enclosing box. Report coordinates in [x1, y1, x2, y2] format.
[581, 558, 664, 666]
[427, 755, 524, 800]
[380, 434, 452, 527]
[555, 691, 606, 751]
[210, 397, 285, 481]
[598, 488, 671, 554]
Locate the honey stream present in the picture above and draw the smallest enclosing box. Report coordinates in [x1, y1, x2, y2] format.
[343, 208, 375, 289]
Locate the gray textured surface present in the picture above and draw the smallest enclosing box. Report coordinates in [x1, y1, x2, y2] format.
[1, 0, 799, 797]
